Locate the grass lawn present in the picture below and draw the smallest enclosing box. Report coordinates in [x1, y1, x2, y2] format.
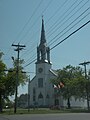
[0, 108, 89, 115]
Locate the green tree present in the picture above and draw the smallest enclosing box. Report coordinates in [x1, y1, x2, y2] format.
[0, 51, 6, 112]
[5, 59, 27, 96]
[51, 65, 86, 108]
[0, 52, 27, 112]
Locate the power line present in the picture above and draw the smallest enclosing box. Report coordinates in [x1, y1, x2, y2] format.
[23, 11, 90, 68]
[20, 0, 55, 60]
[24, 20, 90, 68]
[45, 0, 69, 25]
[20, 0, 68, 58]
[20, 0, 86, 59]
[23, 4, 90, 66]
[24, 7, 90, 64]
[42, 0, 53, 15]
[20, 0, 83, 61]
[18, 0, 89, 65]
[47, 0, 89, 44]
[13, 0, 43, 44]
[4, 0, 43, 64]
[24, 52, 36, 64]
[24, 58, 37, 68]
[50, 20, 90, 50]
[49, 7, 90, 47]
[18, 0, 53, 59]
[19, 0, 53, 45]
[46, 0, 84, 36]
[27, 13, 90, 64]
[21, 0, 87, 60]
[20, 45, 36, 58]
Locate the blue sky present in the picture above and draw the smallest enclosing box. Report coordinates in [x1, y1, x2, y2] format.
[0, 0, 90, 96]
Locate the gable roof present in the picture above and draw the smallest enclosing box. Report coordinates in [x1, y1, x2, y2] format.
[49, 69, 58, 77]
[30, 75, 36, 83]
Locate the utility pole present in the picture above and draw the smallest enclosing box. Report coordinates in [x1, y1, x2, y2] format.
[28, 75, 30, 112]
[79, 61, 90, 111]
[12, 43, 26, 113]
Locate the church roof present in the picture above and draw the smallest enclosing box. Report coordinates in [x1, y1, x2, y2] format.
[49, 69, 58, 76]
[30, 75, 36, 83]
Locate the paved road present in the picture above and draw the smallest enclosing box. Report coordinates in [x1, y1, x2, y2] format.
[0, 113, 90, 120]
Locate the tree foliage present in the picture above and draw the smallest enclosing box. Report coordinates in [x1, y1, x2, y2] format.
[51, 65, 89, 108]
[17, 94, 28, 108]
[0, 51, 27, 112]
[0, 52, 6, 93]
[0, 51, 7, 112]
[5, 59, 27, 96]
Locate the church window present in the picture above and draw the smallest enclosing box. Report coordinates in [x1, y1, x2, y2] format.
[38, 92, 43, 99]
[55, 99, 59, 106]
[33, 88, 36, 95]
[46, 94, 49, 99]
[33, 96, 36, 101]
[40, 50, 42, 60]
[33, 88, 36, 101]
[38, 78, 43, 88]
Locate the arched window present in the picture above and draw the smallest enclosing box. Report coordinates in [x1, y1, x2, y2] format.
[33, 87, 36, 101]
[38, 92, 43, 99]
[33, 87, 36, 95]
[38, 78, 43, 88]
[46, 94, 49, 99]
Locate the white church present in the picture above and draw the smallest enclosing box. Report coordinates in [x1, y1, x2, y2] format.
[29, 18, 87, 108]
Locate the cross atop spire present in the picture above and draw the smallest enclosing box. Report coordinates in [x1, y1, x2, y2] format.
[40, 16, 46, 44]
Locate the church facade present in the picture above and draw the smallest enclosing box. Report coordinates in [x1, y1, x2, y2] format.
[29, 18, 63, 107]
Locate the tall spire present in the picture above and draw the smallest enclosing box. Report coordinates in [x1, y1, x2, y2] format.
[40, 16, 46, 44]
[36, 18, 51, 64]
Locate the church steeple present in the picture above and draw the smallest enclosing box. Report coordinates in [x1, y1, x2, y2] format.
[36, 18, 51, 64]
[40, 17, 46, 44]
